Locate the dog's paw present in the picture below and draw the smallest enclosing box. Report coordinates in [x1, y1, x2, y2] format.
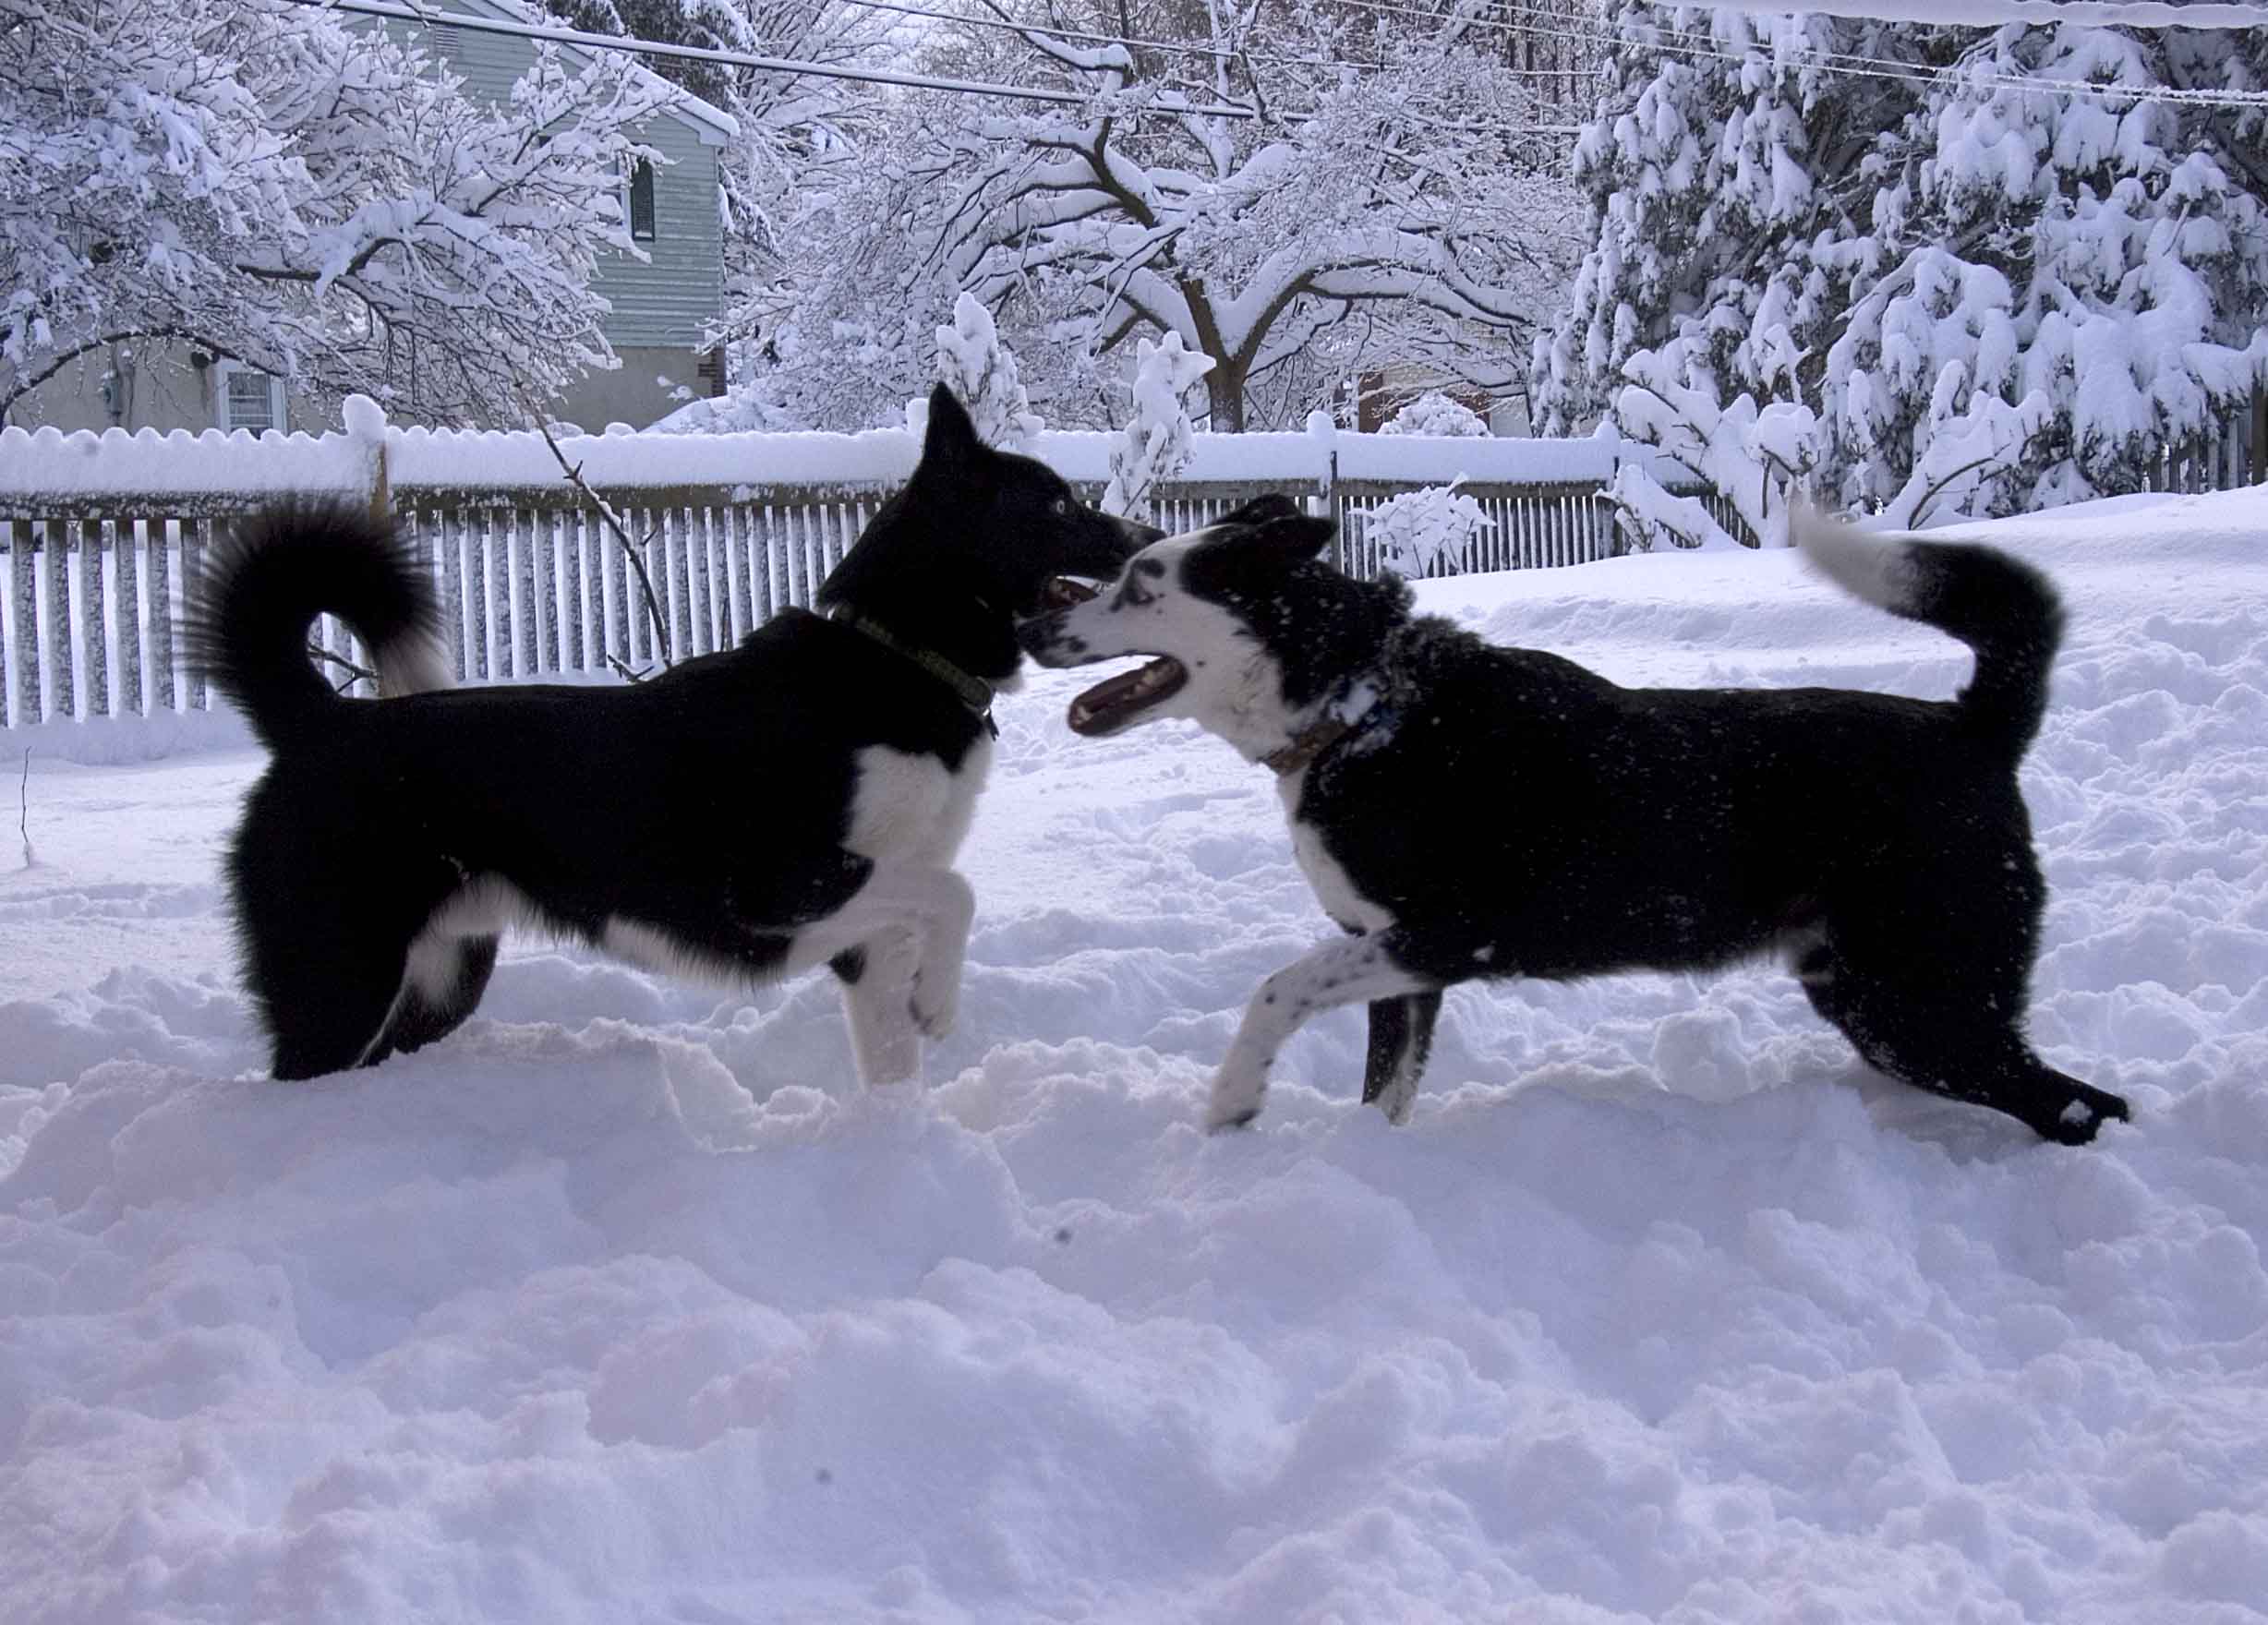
[1370, 1074, 1419, 1126]
[909, 980, 959, 1042]
[2050, 1085, 2132, 1145]
[1203, 1071, 1266, 1132]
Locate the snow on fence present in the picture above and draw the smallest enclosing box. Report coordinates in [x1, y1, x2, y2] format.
[0, 403, 1711, 728]
[11, 389, 2255, 728]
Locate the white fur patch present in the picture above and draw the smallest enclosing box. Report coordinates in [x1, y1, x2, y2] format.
[1282, 773, 1394, 934]
[403, 875, 537, 1000]
[1041, 533, 1308, 764]
[375, 632, 456, 698]
[599, 914, 757, 989]
[1789, 502, 1921, 616]
[845, 741, 989, 870]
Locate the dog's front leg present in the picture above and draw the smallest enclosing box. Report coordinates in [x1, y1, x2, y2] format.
[833, 936, 923, 1086]
[791, 863, 975, 1046]
[1362, 992, 1443, 1125]
[906, 868, 974, 1041]
[1208, 933, 1440, 1130]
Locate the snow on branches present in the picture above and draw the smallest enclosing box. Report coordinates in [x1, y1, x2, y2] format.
[1366, 478, 1497, 577]
[1380, 392, 1492, 439]
[719, 2, 1584, 432]
[934, 293, 1043, 452]
[1538, 6, 2268, 530]
[1102, 331, 1214, 519]
[1, 0, 673, 427]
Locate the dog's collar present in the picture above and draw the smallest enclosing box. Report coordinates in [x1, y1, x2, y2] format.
[1263, 680, 1393, 776]
[826, 604, 998, 734]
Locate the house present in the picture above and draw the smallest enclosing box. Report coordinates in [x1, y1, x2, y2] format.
[10, 0, 732, 437]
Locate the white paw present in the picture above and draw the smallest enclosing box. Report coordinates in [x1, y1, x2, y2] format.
[910, 976, 959, 1041]
[1371, 1071, 1419, 1125]
[1204, 1066, 1267, 1132]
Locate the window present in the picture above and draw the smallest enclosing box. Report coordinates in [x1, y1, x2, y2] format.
[215, 363, 285, 434]
[628, 159, 657, 242]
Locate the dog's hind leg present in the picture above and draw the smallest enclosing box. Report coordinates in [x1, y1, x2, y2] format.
[1797, 935, 2129, 1144]
[1362, 993, 1443, 1125]
[256, 934, 421, 1081]
[367, 932, 501, 1065]
[1209, 930, 1444, 1130]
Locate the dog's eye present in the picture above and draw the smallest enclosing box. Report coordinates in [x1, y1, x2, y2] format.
[1052, 497, 1070, 517]
[1115, 577, 1152, 609]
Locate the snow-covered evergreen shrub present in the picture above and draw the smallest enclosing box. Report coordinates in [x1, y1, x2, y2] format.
[1536, 6, 2268, 531]
[1381, 392, 1491, 438]
[1103, 332, 1215, 519]
[1367, 480, 1496, 577]
[934, 293, 1042, 452]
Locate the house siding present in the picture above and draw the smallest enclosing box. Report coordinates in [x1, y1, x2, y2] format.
[6, 7, 729, 435]
[385, 8, 729, 354]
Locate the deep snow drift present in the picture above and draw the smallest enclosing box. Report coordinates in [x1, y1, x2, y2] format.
[3, 489, 2265, 1623]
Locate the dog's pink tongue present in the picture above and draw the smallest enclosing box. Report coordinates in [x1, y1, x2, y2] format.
[1068, 656, 1187, 736]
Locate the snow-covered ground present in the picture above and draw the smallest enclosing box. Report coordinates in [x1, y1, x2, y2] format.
[4, 489, 2265, 1624]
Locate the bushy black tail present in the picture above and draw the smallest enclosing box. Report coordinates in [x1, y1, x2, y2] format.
[186, 501, 448, 748]
[1791, 505, 2065, 756]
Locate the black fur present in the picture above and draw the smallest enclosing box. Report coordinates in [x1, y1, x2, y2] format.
[189, 385, 1158, 1080]
[1026, 500, 2129, 1144]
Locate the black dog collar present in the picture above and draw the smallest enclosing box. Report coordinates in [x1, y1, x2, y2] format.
[827, 604, 999, 736]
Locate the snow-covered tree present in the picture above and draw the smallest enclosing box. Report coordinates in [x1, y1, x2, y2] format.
[1103, 331, 1215, 518]
[1381, 391, 1492, 438]
[934, 292, 1043, 451]
[0, 0, 671, 427]
[717, 2, 1583, 432]
[1538, 6, 2268, 534]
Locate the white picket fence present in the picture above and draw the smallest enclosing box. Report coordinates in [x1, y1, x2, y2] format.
[0, 404, 1702, 728]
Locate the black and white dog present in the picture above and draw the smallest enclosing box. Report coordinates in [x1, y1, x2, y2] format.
[190, 386, 1158, 1084]
[1019, 494, 2129, 1144]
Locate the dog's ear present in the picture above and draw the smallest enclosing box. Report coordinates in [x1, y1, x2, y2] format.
[922, 383, 980, 470]
[1248, 513, 1338, 566]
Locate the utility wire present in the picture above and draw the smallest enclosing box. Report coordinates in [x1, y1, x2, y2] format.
[1327, 0, 2268, 108]
[303, 0, 1261, 116]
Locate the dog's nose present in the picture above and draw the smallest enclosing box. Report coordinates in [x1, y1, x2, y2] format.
[1016, 614, 1064, 661]
[1116, 518, 1166, 552]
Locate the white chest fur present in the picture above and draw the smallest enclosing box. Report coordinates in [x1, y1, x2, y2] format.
[846, 740, 992, 870]
[1278, 767, 1393, 935]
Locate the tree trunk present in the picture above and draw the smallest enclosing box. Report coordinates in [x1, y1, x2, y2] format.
[1204, 359, 1247, 434]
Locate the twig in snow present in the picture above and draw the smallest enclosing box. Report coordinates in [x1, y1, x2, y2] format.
[18, 749, 31, 869]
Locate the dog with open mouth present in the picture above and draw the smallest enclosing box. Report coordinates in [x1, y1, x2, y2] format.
[1019, 493, 2129, 1145]
[190, 385, 1160, 1086]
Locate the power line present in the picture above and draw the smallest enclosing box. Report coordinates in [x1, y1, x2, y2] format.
[1327, 0, 2268, 109]
[305, 0, 1261, 117]
[839, 0, 1389, 74]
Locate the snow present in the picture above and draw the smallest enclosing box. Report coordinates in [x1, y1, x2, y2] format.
[5, 488, 2268, 1622]
[0, 406, 1698, 500]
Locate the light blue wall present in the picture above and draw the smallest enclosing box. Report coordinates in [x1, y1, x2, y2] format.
[386, 7, 729, 352]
